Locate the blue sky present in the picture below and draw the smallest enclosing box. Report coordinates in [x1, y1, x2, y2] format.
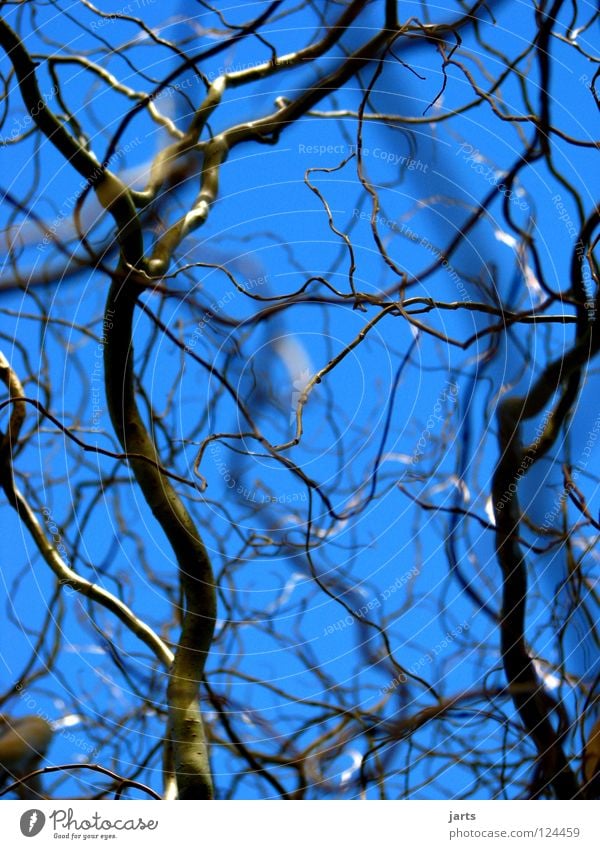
[0, 0, 599, 800]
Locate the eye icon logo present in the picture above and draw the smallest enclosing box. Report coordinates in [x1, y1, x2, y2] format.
[20, 810, 46, 837]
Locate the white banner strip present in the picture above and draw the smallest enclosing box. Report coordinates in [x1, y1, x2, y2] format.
[0, 800, 598, 848]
